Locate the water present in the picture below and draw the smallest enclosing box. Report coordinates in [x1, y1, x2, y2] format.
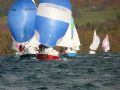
[0, 53, 120, 90]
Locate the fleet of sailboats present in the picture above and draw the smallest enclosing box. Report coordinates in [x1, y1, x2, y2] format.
[7, 0, 111, 60]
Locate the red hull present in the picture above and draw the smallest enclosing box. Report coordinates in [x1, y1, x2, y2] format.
[36, 54, 60, 61]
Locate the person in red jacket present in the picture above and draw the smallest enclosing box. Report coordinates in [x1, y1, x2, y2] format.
[18, 44, 25, 55]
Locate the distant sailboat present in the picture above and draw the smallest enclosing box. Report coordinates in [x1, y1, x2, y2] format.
[57, 17, 81, 57]
[89, 30, 100, 54]
[102, 34, 110, 52]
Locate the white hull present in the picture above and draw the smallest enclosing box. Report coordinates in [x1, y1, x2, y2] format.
[89, 50, 96, 54]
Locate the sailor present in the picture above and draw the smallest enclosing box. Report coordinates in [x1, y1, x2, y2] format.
[59, 49, 65, 60]
[64, 47, 72, 53]
[34, 47, 39, 53]
[38, 44, 48, 53]
[18, 44, 25, 55]
[59, 49, 65, 55]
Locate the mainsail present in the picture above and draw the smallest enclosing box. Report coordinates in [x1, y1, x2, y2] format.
[57, 17, 81, 50]
[35, 0, 72, 47]
[89, 30, 100, 54]
[102, 34, 110, 52]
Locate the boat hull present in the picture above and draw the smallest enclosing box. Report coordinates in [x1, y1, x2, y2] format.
[65, 52, 78, 57]
[20, 54, 36, 59]
[36, 54, 60, 61]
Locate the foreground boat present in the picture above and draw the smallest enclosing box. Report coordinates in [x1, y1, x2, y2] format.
[36, 54, 60, 61]
[19, 54, 36, 59]
[36, 48, 60, 61]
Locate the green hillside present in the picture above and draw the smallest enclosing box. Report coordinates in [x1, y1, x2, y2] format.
[73, 6, 120, 25]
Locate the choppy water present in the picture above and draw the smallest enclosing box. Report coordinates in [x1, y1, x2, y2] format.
[0, 53, 120, 90]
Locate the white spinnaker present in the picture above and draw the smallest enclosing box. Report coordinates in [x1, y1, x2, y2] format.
[90, 30, 100, 51]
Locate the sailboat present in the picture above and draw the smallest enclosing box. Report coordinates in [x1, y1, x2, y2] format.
[102, 34, 110, 52]
[35, 0, 72, 60]
[89, 30, 100, 54]
[57, 17, 81, 57]
[8, 0, 39, 59]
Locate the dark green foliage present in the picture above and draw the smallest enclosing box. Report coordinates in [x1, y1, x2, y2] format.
[116, 15, 120, 22]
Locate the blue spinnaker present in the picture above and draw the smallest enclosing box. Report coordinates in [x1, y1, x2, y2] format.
[8, 0, 37, 43]
[35, 0, 72, 47]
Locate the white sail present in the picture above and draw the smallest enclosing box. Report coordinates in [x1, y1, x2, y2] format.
[25, 31, 40, 54]
[25, 31, 40, 48]
[102, 34, 110, 52]
[12, 31, 40, 54]
[57, 17, 81, 50]
[57, 23, 72, 47]
[12, 37, 19, 51]
[71, 26, 81, 50]
[89, 30, 100, 54]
